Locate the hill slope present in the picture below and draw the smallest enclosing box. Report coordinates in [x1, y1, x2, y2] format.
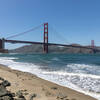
[9, 44, 94, 54]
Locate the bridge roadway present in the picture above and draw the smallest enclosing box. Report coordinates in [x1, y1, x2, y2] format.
[4, 39, 96, 50]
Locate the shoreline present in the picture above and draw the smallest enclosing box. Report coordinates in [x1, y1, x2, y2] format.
[0, 64, 97, 100]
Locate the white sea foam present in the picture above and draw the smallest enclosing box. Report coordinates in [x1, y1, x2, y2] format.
[0, 57, 99, 100]
[8, 53, 19, 55]
[0, 57, 18, 60]
[51, 57, 60, 61]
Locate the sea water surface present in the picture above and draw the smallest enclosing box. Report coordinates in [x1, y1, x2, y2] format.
[0, 53, 100, 99]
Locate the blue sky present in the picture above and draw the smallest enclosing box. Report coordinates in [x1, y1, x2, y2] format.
[0, 0, 100, 49]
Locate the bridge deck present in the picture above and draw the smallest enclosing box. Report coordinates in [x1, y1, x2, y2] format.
[4, 39, 94, 50]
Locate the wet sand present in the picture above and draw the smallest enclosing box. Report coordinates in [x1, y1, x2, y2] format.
[0, 64, 97, 100]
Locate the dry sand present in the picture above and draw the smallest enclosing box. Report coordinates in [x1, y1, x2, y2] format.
[0, 64, 97, 100]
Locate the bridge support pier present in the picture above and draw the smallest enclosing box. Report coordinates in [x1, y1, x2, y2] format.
[0, 39, 4, 50]
[0, 38, 8, 53]
[43, 23, 48, 53]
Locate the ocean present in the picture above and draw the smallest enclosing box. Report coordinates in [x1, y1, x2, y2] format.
[0, 53, 100, 99]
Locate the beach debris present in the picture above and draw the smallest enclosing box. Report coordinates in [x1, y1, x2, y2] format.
[0, 77, 27, 100]
[16, 90, 26, 100]
[45, 90, 55, 97]
[1, 96, 12, 100]
[29, 93, 37, 100]
[23, 92, 29, 96]
[0, 77, 4, 81]
[51, 86, 58, 90]
[42, 87, 45, 91]
[0, 84, 15, 100]
[16, 90, 23, 98]
[0, 85, 9, 97]
[19, 90, 28, 96]
[56, 93, 68, 100]
[0, 80, 11, 87]
[45, 91, 52, 96]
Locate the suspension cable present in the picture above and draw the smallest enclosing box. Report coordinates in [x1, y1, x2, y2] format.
[6, 24, 43, 39]
[49, 24, 70, 44]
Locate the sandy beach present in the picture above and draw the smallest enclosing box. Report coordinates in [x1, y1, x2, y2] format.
[0, 64, 97, 100]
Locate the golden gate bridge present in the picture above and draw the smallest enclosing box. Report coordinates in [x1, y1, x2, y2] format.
[0, 23, 99, 53]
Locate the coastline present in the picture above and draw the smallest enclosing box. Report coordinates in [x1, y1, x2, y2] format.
[0, 64, 97, 100]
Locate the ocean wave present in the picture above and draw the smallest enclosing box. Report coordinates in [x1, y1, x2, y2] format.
[65, 63, 100, 76]
[51, 57, 60, 61]
[0, 57, 18, 60]
[8, 53, 19, 55]
[0, 57, 41, 73]
[41, 71, 100, 99]
[0, 57, 99, 100]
